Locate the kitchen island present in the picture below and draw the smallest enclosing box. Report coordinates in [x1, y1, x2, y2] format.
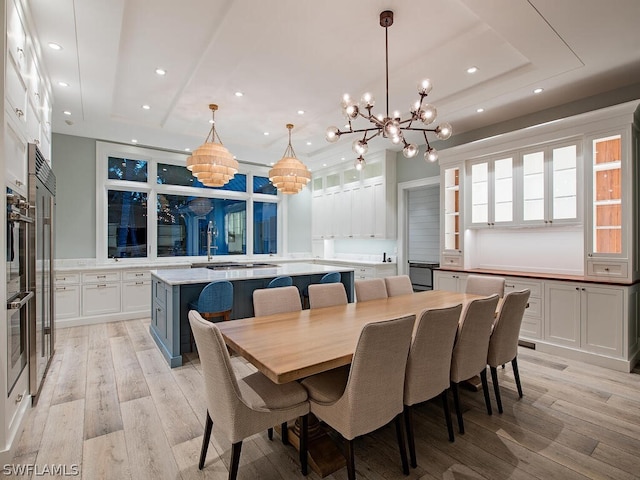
[149, 262, 355, 367]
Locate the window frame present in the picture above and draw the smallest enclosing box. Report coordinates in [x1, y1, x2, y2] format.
[96, 141, 281, 264]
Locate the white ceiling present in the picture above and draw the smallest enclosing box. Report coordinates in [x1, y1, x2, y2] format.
[26, 0, 640, 171]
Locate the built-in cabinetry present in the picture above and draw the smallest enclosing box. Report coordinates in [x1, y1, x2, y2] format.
[442, 165, 463, 267]
[54, 268, 152, 327]
[312, 151, 396, 240]
[314, 259, 396, 280]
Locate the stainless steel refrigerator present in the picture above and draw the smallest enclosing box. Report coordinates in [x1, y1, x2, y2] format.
[27, 143, 55, 403]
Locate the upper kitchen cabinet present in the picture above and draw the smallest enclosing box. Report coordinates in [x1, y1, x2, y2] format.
[441, 164, 463, 268]
[311, 151, 396, 240]
[467, 155, 514, 228]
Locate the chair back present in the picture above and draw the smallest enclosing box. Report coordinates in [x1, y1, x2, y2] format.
[267, 276, 293, 288]
[384, 275, 414, 297]
[450, 295, 500, 382]
[196, 280, 233, 314]
[404, 304, 462, 406]
[487, 289, 531, 367]
[465, 275, 505, 298]
[341, 315, 415, 438]
[320, 272, 341, 284]
[354, 278, 388, 302]
[189, 311, 244, 437]
[253, 286, 301, 316]
[308, 283, 347, 309]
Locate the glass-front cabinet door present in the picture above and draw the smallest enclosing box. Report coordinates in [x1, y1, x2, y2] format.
[468, 156, 514, 227]
[443, 166, 460, 251]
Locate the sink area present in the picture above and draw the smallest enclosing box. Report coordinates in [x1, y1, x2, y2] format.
[191, 262, 280, 270]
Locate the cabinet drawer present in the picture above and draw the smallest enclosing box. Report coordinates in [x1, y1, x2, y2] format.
[505, 278, 542, 298]
[523, 297, 542, 319]
[520, 317, 542, 340]
[587, 261, 628, 278]
[82, 283, 121, 316]
[55, 273, 80, 285]
[153, 279, 167, 307]
[122, 280, 151, 312]
[123, 270, 150, 281]
[442, 255, 462, 267]
[82, 271, 121, 283]
[355, 266, 375, 279]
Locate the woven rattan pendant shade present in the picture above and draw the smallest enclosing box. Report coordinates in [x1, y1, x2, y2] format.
[269, 124, 311, 194]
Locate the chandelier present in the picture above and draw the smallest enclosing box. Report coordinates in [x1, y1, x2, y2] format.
[325, 10, 452, 169]
[187, 104, 239, 187]
[269, 124, 311, 194]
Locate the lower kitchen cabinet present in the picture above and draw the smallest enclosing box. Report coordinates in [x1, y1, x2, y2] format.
[505, 277, 543, 340]
[82, 283, 121, 316]
[54, 272, 81, 320]
[433, 271, 467, 292]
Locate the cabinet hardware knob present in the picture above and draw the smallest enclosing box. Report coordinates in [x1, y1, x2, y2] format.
[549, 220, 553, 223]
[15, 180, 23, 186]
[576, 287, 580, 291]
[16, 47, 24, 57]
[604, 267, 610, 271]
[55, 287, 66, 291]
[97, 284, 107, 288]
[581, 288, 586, 291]
[15, 108, 24, 117]
[15, 394, 23, 404]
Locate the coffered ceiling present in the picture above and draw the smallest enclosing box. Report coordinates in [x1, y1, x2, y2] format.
[26, 0, 640, 170]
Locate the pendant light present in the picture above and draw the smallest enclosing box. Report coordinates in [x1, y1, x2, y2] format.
[269, 124, 311, 194]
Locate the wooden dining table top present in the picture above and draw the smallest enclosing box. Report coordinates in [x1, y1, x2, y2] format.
[217, 290, 484, 384]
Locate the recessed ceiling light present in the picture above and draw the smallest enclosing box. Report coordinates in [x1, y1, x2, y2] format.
[297, 110, 305, 115]
[58, 81, 69, 87]
[264, 132, 269, 136]
[155, 68, 166, 75]
[322, 163, 327, 167]
[209, 119, 214, 124]
[63, 110, 71, 115]
[269, 162, 275, 166]
[533, 88, 544, 94]
[476, 108, 484, 113]
[131, 139, 138, 143]
[467, 66, 478, 74]
[184, 148, 191, 152]
[235, 91, 244, 97]
[48, 42, 62, 51]
[340, 157, 345, 161]
[142, 104, 151, 110]
[306, 141, 312, 146]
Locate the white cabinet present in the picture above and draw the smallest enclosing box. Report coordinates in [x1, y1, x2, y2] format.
[4, 112, 28, 195]
[545, 281, 624, 357]
[122, 270, 151, 312]
[82, 270, 122, 316]
[54, 273, 81, 320]
[441, 165, 463, 268]
[433, 271, 467, 292]
[468, 155, 514, 227]
[505, 277, 543, 340]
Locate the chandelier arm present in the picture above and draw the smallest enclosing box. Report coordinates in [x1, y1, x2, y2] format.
[422, 131, 432, 150]
[341, 126, 384, 135]
[401, 127, 438, 132]
[364, 130, 383, 143]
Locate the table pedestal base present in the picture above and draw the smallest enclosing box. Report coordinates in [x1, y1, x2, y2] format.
[277, 415, 346, 477]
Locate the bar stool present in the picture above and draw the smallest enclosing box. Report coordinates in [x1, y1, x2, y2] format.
[267, 276, 293, 288]
[188, 280, 233, 351]
[302, 271, 341, 308]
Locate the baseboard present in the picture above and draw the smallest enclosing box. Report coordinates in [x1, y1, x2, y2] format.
[535, 342, 633, 372]
[56, 311, 149, 328]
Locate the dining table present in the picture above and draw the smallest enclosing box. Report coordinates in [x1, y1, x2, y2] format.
[216, 289, 485, 476]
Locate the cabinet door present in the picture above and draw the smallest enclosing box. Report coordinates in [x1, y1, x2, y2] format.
[54, 285, 80, 320]
[5, 56, 28, 127]
[581, 286, 623, 356]
[82, 283, 121, 316]
[372, 182, 386, 237]
[122, 281, 151, 312]
[5, 115, 28, 194]
[311, 194, 324, 239]
[545, 283, 580, 347]
[350, 185, 362, 238]
[434, 272, 465, 292]
[443, 166, 461, 252]
[360, 183, 376, 238]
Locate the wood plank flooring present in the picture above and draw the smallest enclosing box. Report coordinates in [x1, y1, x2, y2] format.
[8, 318, 640, 479]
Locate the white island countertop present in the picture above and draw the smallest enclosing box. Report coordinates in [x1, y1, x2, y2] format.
[150, 262, 354, 286]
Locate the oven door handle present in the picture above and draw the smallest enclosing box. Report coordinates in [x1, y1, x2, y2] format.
[7, 291, 34, 310]
[8, 212, 34, 224]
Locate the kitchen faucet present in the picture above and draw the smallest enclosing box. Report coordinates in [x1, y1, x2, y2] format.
[207, 221, 218, 261]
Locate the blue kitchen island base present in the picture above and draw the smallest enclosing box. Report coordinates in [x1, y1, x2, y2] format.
[150, 263, 355, 367]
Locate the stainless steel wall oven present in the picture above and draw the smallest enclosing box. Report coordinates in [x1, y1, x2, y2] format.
[6, 187, 33, 396]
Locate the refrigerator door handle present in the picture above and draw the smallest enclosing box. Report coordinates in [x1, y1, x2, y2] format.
[7, 291, 34, 310]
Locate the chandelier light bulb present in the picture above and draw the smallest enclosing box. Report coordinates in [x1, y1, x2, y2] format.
[390, 133, 403, 145]
[418, 79, 433, 95]
[403, 144, 419, 158]
[383, 119, 400, 137]
[410, 100, 421, 114]
[392, 110, 401, 120]
[325, 126, 340, 143]
[340, 94, 352, 108]
[354, 156, 366, 171]
[343, 103, 359, 120]
[436, 122, 452, 140]
[425, 147, 438, 162]
[360, 92, 375, 109]
[352, 139, 368, 155]
[421, 104, 437, 125]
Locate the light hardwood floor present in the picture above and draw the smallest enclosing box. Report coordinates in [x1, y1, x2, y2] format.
[8, 318, 640, 479]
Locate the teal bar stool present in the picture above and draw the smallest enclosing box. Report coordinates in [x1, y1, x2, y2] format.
[302, 271, 341, 308]
[188, 280, 234, 350]
[267, 276, 293, 288]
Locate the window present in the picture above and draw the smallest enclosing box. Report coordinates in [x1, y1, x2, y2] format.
[98, 142, 278, 261]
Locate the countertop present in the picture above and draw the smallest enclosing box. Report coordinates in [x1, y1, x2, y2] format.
[151, 262, 355, 286]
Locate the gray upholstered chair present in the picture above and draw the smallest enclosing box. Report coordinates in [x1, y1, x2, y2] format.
[450, 294, 500, 434]
[404, 304, 462, 466]
[465, 275, 505, 297]
[308, 282, 348, 309]
[253, 285, 301, 317]
[188, 311, 310, 479]
[384, 275, 414, 297]
[301, 315, 415, 480]
[487, 289, 531, 413]
[354, 278, 388, 302]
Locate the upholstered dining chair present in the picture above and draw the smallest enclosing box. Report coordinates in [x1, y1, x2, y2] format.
[188, 311, 310, 479]
[253, 285, 302, 317]
[354, 278, 388, 302]
[384, 275, 414, 297]
[450, 294, 500, 434]
[487, 289, 531, 413]
[301, 315, 416, 480]
[188, 280, 233, 350]
[302, 271, 341, 307]
[267, 275, 293, 288]
[404, 304, 462, 467]
[465, 275, 506, 297]
[308, 282, 348, 309]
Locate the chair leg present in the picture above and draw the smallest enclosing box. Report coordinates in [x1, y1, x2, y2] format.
[267, 427, 273, 440]
[199, 411, 213, 470]
[229, 441, 242, 480]
[345, 438, 356, 480]
[512, 357, 523, 398]
[404, 405, 417, 468]
[480, 368, 492, 416]
[490, 366, 503, 414]
[451, 382, 464, 434]
[281, 422, 289, 445]
[394, 413, 410, 475]
[300, 414, 309, 476]
[441, 390, 455, 442]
